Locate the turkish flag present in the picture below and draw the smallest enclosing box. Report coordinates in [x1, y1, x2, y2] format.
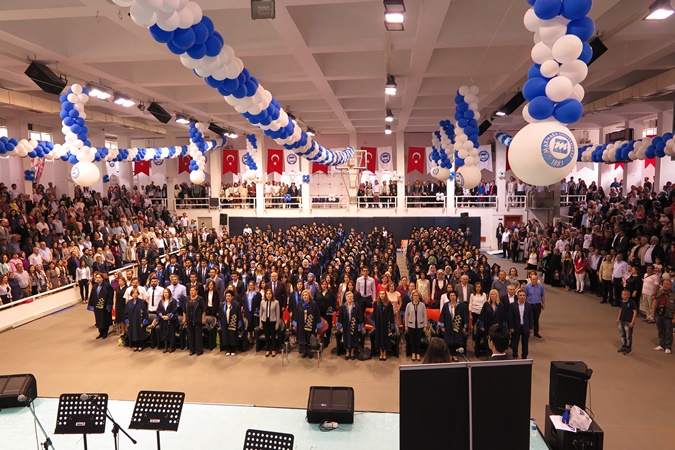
[615, 162, 625, 171]
[361, 147, 377, 173]
[645, 158, 656, 168]
[222, 149, 239, 174]
[407, 147, 425, 173]
[505, 146, 511, 172]
[312, 163, 328, 174]
[178, 156, 191, 174]
[267, 149, 283, 174]
[134, 161, 150, 176]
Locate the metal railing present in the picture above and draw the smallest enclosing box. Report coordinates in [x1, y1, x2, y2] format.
[262, 195, 302, 209]
[357, 195, 398, 209]
[311, 195, 349, 209]
[454, 195, 497, 208]
[174, 197, 210, 209]
[404, 195, 445, 208]
[560, 194, 586, 206]
[219, 196, 257, 209]
[506, 195, 527, 209]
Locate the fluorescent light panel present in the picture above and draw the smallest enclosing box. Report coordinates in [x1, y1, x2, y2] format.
[645, 8, 674, 19]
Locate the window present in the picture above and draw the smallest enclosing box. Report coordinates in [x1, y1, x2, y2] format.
[0, 127, 7, 138]
[29, 131, 52, 142]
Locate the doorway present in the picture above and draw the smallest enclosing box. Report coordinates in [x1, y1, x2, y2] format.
[503, 215, 522, 228]
[198, 216, 213, 229]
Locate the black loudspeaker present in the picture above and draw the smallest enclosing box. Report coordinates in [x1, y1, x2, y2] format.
[460, 212, 469, 229]
[209, 198, 219, 209]
[24, 62, 66, 95]
[220, 214, 228, 226]
[307, 386, 354, 424]
[549, 361, 591, 414]
[544, 404, 603, 450]
[587, 37, 607, 66]
[0, 374, 38, 409]
[147, 102, 172, 124]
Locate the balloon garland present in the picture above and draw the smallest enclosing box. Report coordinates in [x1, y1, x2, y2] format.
[242, 134, 259, 182]
[495, 131, 514, 147]
[113, 0, 354, 167]
[429, 120, 455, 181]
[509, 0, 594, 186]
[579, 131, 675, 163]
[453, 85, 482, 189]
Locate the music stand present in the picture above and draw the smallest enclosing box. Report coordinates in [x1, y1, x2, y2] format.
[243, 429, 294, 450]
[129, 390, 185, 450]
[54, 393, 108, 450]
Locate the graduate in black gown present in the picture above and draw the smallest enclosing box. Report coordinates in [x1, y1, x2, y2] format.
[242, 280, 261, 343]
[315, 279, 336, 347]
[337, 291, 363, 360]
[184, 285, 205, 356]
[371, 290, 395, 361]
[293, 289, 321, 358]
[125, 287, 149, 352]
[87, 273, 113, 339]
[156, 287, 178, 353]
[219, 290, 242, 355]
[475, 289, 510, 357]
[114, 275, 128, 336]
[438, 291, 469, 362]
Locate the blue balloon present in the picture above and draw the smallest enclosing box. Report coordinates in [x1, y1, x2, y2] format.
[69, 109, 79, 119]
[527, 0, 536, 5]
[244, 80, 258, 97]
[457, 102, 468, 113]
[553, 98, 583, 124]
[645, 146, 656, 159]
[534, 0, 562, 20]
[69, 155, 78, 164]
[205, 76, 224, 88]
[652, 136, 663, 145]
[172, 28, 196, 50]
[561, 0, 592, 21]
[455, 158, 465, 167]
[149, 24, 174, 43]
[76, 117, 85, 126]
[70, 124, 82, 134]
[167, 41, 186, 55]
[527, 64, 544, 80]
[528, 96, 555, 120]
[187, 43, 207, 59]
[204, 35, 222, 57]
[567, 17, 595, 42]
[662, 133, 673, 141]
[59, 94, 68, 103]
[458, 118, 468, 128]
[59, 110, 69, 119]
[63, 102, 74, 111]
[523, 77, 548, 101]
[454, 112, 464, 121]
[201, 16, 215, 36]
[464, 110, 474, 120]
[192, 23, 209, 45]
[212, 31, 224, 46]
[64, 117, 75, 127]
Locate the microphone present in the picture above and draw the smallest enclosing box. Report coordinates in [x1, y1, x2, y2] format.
[80, 393, 97, 401]
[17, 394, 32, 403]
[457, 347, 471, 362]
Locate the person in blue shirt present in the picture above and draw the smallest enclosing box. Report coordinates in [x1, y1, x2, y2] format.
[524, 273, 545, 338]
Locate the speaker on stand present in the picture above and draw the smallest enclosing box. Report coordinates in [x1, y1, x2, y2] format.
[220, 214, 228, 226]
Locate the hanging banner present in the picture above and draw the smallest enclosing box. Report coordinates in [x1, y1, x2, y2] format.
[377, 146, 393, 172]
[312, 163, 328, 174]
[361, 147, 377, 173]
[267, 149, 283, 174]
[178, 156, 191, 174]
[425, 146, 435, 174]
[31, 157, 45, 183]
[645, 158, 656, 168]
[476, 145, 493, 171]
[222, 149, 239, 175]
[285, 151, 300, 173]
[614, 162, 625, 171]
[134, 161, 150, 176]
[407, 147, 425, 173]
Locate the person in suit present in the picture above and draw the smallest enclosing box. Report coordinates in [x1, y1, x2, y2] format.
[336, 291, 363, 360]
[184, 285, 206, 356]
[197, 260, 210, 285]
[316, 278, 337, 347]
[259, 288, 281, 357]
[207, 268, 225, 301]
[220, 290, 242, 355]
[476, 289, 510, 357]
[455, 275, 474, 303]
[186, 272, 204, 298]
[137, 257, 151, 287]
[438, 291, 469, 362]
[242, 280, 262, 343]
[164, 255, 182, 279]
[87, 272, 113, 339]
[269, 271, 288, 312]
[156, 287, 178, 353]
[231, 271, 246, 298]
[488, 324, 511, 360]
[180, 260, 195, 286]
[405, 290, 428, 362]
[204, 279, 220, 319]
[153, 262, 168, 287]
[509, 290, 534, 359]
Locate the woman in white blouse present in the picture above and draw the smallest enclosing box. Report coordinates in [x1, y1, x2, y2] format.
[76, 260, 91, 303]
[415, 271, 431, 306]
[468, 282, 487, 330]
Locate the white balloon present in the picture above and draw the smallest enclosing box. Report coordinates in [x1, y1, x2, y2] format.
[194, 66, 212, 78]
[245, 169, 257, 181]
[159, 0, 180, 13]
[558, 60, 588, 85]
[211, 65, 229, 80]
[177, 0, 189, 9]
[464, 156, 475, 166]
[180, 53, 200, 69]
[533, 30, 542, 44]
[523, 8, 541, 32]
[145, 0, 164, 10]
[469, 86, 480, 96]
[552, 35, 583, 64]
[113, 0, 135, 6]
[78, 153, 95, 163]
[545, 76, 574, 102]
[455, 165, 481, 189]
[184, 1, 202, 25]
[463, 141, 474, 151]
[156, 10, 180, 31]
[201, 55, 222, 72]
[458, 86, 470, 96]
[130, 1, 157, 27]
[71, 84, 83, 95]
[177, 6, 194, 29]
[474, 111, 481, 121]
[189, 170, 206, 184]
[74, 139, 84, 148]
[531, 41, 553, 65]
[67, 93, 79, 103]
[539, 17, 568, 46]
[71, 162, 100, 187]
[468, 102, 478, 111]
[430, 166, 451, 181]
[78, 93, 89, 103]
[508, 121, 578, 186]
[458, 149, 469, 159]
[220, 45, 235, 65]
[540, 60, 560, 78]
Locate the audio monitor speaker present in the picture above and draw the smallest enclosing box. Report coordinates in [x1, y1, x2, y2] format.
[24, 62, 66, 95]
[147, 102, 172, 124]
[220, 214, 228, 226]
[549, 361, 592, 414]
[0, 374, 37, 409]
[307, 386, 354, 424]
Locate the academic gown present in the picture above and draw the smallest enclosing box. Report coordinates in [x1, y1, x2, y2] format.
[293, 300, 321, 346]
[371, 302, 395, 351]
[242, 291, 262, 332]
[156, 299, 178, 343]
[114, 285, 127, 325]
[88, 281, 113, 331]
[219, 300, 242, 347]
[336, 302, 363, 349]
[476, 302, 510, 332]
[125, 298, 149, 343]
[438, 301, 469, 347]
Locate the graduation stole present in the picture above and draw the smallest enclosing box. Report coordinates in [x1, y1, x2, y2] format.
[304, 311, 315, 332]
[95, 286, 105, 310]
[452, 309, 462, 333]
[227, 309, 237, 331]
[349, 315, 357, 335]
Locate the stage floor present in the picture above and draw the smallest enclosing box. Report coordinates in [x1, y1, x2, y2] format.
[0, 397, 549, 449]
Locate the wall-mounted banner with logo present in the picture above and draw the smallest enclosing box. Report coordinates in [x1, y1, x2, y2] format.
[476, 145, 493, 171]
[377, 146, 393, 172]
[425, 147, 435, 174]
[284, 150, 300, 173]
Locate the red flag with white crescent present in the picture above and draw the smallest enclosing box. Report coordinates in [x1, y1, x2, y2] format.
[312, 163, 328, 174]
[222, 149, 239, 174]
[267, 149, 283, 174]
[178, 156, 191, 174]
[407, 147, 425, 173]
[361, 147, 377, 173]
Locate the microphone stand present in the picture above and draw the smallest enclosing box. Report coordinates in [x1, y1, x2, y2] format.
[457, 347, 473, 450]
[83, 397, 137, 449]
[24, 400, 56, 450]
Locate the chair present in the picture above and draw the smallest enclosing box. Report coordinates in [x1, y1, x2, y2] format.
[203, 315, 218, 350]
[307, 317, 328, 367]
[254, 321, 286, 352]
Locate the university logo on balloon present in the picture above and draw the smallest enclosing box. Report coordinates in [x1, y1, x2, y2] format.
[380, 152, 391, 164]
[286, 154, 297, 165]
[541, 132, 575, 168]
[455, 171, 465, 188]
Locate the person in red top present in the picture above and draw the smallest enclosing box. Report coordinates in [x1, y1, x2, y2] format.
[573, 251, 587, 294]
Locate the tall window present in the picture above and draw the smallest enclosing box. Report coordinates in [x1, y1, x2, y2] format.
[29, 131, 52, 142]
[0, 127, 7, 138]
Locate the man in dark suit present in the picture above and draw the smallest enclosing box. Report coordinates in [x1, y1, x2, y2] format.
[612, 228, 630, 259]
[510, 290, 534, 359]
[164, 255, 182, 279]
[197, 260, 210, 285]
[138, 257, 151, 287]
[231, 271, 245, 298]
[488, 324, 511, 360]
[187, 272, 204, 298]
[269, 271, 288, 312]
[180, 259, 196, 286]
[454, 275, 474, 303]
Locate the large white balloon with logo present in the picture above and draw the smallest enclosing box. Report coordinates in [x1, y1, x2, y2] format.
[508, 121, 577, 186]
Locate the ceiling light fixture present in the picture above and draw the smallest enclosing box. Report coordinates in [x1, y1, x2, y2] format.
[137, 101, 146, 112]
[385, 75, 397, 95]
[644, 0, 674, 20]
[87, 83, 112, 100]
[306, 127, 316, 136]
[385, 109, 394, 122]
[384, 0, 406, 31]
[495, 111, 507, 117]
[113, 92, 134, 108]
[385, 125, 392, 135]
[175, 113, 190, 125]
[228, 131, 239, 139]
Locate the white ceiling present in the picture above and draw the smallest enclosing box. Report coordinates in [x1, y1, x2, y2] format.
[0, 0, 674, 140]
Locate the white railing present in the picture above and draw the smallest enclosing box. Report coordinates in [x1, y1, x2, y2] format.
[404, 195, 445, 208]
[560, 194, 586, 206]
[454, 195, 497, 208]
[263, 195, 302, 209]
[506, 195, 527, 209]
[174, 197, 210, 209]
[311, 195, 349, 209]
[219, 196, 257, 209]
[357, 195, 398, 209]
